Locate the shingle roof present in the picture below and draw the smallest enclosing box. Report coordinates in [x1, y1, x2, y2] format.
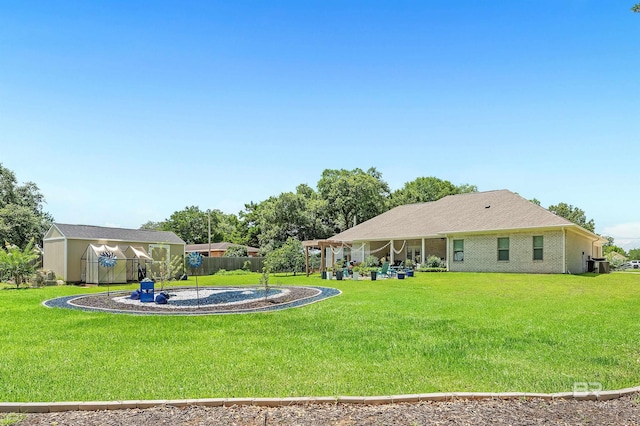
[52, 223, 185, 244]
[331, 189, 582, 241]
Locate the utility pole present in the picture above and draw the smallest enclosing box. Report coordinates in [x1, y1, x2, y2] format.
[208, 209, 211, 258]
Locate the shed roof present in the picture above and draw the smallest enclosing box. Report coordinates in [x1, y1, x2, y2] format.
[50, 223, 185, 245]
[331, 189, 595, 241]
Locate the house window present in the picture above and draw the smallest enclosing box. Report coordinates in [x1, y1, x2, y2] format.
[453, 239, 464, 261]
[533, 236, 543, 260]
[497, 238, 509, 261]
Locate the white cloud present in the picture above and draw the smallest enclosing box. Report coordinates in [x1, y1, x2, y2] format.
[602, 222, 640, 251]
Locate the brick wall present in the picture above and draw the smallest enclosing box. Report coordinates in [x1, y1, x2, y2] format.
[448, 230, 565, 273]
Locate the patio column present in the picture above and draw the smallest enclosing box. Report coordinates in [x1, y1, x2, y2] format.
[445, 237, 450, 270]
[305, 245, 310, 276]
[421, 238, 426, 265]
[320, 243, 325, 272]
[331, 245, 335, 270]
[390, 239, 395, 264]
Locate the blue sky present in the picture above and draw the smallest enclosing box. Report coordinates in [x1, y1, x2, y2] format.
[1, 1, 639, 249]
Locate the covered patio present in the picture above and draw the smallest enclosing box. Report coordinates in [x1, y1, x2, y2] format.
[302, 237, 447, 276]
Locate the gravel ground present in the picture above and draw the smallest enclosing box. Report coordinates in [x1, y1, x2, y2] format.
[12, 394, 640, 425]
[44, 286, 339, 315]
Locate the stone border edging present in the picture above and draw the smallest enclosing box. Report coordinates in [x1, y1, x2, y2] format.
[42, 286, 341, 316]
[2, 387, 639, 413]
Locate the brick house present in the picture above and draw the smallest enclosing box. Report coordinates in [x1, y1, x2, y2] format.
[185, 242, 260, 257]
[323, 190, 605, 274]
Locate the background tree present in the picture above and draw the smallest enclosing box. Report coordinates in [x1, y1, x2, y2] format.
[160, 206, 209, 244]
[632, 3, 640, 12]
[390, 176, 477, 207]
[0, 239, 40, 288]
[139, 221, 163, 231]
[547, 202, 596, 233]
[237, 201, 262, 249]
[0, 164, 53, 248]
[254, 184, 332, 254]
[628, 248, 640, 260]
[317, 167, 390, 233]
[602, 235, 627, 256]
[264, 237, 305, 275]
[153, 207, 231, 244]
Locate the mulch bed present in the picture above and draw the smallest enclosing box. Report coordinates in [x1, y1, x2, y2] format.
[70, 286, 320, 313]
[44, 286, 341, 315]
[13, 394, 640, 425]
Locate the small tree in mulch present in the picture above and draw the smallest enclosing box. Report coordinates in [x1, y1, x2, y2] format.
[259, 265, 271, 302]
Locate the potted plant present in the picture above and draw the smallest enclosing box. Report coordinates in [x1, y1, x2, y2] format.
[334, 261, 344, 280]
[405, 259, 414, 277]
[363, 255, 380, 281]
[368, 267, 377, 281]
[352, 265, 362, 281]
[326, 266, 333, 280]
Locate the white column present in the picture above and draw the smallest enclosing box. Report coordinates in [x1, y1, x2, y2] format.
[390, 239, 395, 264]
[421, 238, 426, 264]
[445, 237, 450, 270]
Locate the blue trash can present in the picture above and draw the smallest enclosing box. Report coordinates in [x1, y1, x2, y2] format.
[139, 278, 155, 303]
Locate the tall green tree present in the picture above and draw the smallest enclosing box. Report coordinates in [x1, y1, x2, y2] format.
[264, 237, 305, 275]
[0, 164, 53, 248]
[317, 167, 390, 232]
[547, 202, 595, 233]
[139, 221, 162, 231]
[223, 245, 247, 257]
[390, 176, 477, 207]
[632, 3, 640, 12]
[628, 248, 640, 260]
[254, 184, 332, 253]
[159, 206, 230, 244]
[237, 201, 262, 249]
[602, 235, 627, 256]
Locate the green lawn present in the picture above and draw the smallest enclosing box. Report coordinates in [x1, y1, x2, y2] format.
[1, 272, 639, 402]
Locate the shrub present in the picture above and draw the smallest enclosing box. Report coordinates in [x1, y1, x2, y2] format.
[605, 252, 626, 270]
[0, 239, 40, 289]
[30, 271, 45, 288]
[224, 246, 248, 257]
[265, 238, 305, 275]
[364, 255, 379, 267]
[426, 255, 443, 268]
[242, 260, 252, 271]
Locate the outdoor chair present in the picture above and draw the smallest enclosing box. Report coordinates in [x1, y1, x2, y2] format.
[378, 262, 395, 278]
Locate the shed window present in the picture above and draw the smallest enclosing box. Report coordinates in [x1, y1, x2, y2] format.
[533, 236, 543, 260]
[497, 238, 509, 261]
[453, 239, 464, 261]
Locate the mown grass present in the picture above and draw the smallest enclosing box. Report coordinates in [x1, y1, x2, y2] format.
[1, 272, 639, 402]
